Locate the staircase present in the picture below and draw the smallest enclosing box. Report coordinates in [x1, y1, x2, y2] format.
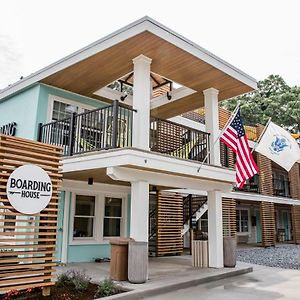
[182, 195, 207, 236]
[148, 193, 208, 256]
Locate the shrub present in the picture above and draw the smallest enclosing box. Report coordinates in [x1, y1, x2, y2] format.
[57, 272, 71, 287]
[96, 279, 119, 297]
[56, 269, 91, 292]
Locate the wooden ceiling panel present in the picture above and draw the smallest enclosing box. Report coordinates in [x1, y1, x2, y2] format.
[41, 31, 255, 118]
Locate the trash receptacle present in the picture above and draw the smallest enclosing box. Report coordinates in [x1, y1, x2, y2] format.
[223, 236, 237, 267]
[110, 238, 130, 281]
[128, 241, 148, 283]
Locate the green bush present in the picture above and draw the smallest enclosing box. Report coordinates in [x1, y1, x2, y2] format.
[57, 272, 71, 287]
[56, 269, 91, 292]
[96, 279, 119, 297]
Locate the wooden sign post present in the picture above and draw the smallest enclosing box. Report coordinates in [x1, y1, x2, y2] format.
[0, 134, 62, 296]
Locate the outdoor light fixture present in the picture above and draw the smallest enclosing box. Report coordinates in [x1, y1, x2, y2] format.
[120, 94, 128, 101]
[88, 178, 94, 185]
[167, 91, 172, 100]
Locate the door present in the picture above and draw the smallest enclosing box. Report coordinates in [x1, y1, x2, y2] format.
[256, 210, 262, 243]
[55, 191, 65, 262]
[282, 211, 290, 241]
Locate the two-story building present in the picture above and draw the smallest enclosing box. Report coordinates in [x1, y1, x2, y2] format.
[1, 17, 299, 273]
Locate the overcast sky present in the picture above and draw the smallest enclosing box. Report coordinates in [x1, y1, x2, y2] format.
[1, 0, 300, 90]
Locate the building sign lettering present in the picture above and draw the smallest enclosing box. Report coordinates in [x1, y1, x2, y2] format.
[0, 122, 17, 136]
[6, 164, 53, 214]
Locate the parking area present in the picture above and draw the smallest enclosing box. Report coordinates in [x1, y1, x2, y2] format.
[237, 244, 300, 270]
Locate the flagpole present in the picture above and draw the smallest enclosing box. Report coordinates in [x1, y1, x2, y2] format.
[251, 117, 272, 154]
[197, 104, 240, 173]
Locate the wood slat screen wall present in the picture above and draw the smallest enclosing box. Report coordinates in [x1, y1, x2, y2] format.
[156, 191, 183, 256]
[292, 206, 300, 244]
[289, 164, 300, 199]
[260, 202, 276, 247]
[222, 198, 236, 238]
[0, 134, 62, 293]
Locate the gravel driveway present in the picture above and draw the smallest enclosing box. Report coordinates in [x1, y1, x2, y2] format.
[237, 244, 300, 269]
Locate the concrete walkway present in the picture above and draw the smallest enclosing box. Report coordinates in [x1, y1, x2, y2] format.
[58, 256, 253, 299]
[144, 263, 300, 300]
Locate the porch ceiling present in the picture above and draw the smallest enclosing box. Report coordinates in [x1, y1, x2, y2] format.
[41, 31, 254, 119]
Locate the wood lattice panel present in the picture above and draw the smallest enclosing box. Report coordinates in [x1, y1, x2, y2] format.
[292, 206, 300, 244]
[0, 134, 62, 293]
[222, 198, 236, 238]
[156, 191, 183, 256]
[260, 202, 276, 247]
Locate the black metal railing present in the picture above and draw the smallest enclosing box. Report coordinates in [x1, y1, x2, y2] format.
[150, 117, 210, 163]
[273, 178, 290, 197]
[149, 209, 156, 240]
[38, 100, 134, 156]
[236, 174, 260, 193]
[183, 195, 207, 225]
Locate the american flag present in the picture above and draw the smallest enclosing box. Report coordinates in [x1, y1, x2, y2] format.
[220, 108, 259, 188]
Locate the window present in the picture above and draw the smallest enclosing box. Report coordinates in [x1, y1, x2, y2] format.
[73, 195, 95, 238]
[236, 209, 249, 233]
[52, 100, 78, 121]
[103, 197, 122, 237]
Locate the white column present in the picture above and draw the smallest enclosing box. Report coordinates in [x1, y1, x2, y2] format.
[207, 190, 223, 268]
[203, 88, 220, 166]
[132, 55, 152, 150]
[130, 180, 149, 242]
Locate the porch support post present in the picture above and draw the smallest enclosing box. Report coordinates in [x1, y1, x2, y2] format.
[207, 190, 223, 268]
[203, 88, 220, 166]
[132, 55, 152, 150]
[130, 180, 149, 242]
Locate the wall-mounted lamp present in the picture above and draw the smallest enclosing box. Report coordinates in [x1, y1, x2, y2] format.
[120, 94, 128, 102]
[167, 92, 172, 100]
[88, 178, 94, 185]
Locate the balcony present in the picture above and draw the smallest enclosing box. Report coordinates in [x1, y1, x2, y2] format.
[38, 102, 210, 164]
[273, 177, 290, 198]
[235, 174, 260, 193]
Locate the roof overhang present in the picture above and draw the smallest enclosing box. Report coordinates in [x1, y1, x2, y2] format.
[0, 16, 257, 118]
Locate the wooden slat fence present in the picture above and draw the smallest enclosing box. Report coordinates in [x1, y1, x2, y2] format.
[222, 198, 236, 238]
[292, 205, 300, 244]
[156, 191, 183, 256]
[260, 202, 276, 247]
[0, 134, 62, 295]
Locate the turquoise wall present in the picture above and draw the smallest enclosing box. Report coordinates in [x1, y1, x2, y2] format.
[56, 191, 65, 262]
[65, 191, 131, 263]
[68, 245, 111, 263]
[0, 85, 40, 139]
[0, 83, 108, 140]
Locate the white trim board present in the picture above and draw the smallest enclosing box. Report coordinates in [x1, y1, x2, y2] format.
[62, 148, 235, 184]
[0, 16, 256, 102]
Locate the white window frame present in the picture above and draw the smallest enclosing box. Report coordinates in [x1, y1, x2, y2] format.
[102, 195, 125, 239]
[69, 189, 127, 245]
[236, 207, 250, 235]
[47, 94, 95, 122]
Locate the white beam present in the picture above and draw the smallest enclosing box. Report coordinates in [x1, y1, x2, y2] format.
[132, 55, 152, 150]
[150, 87, 196, 110]
[208, 190, 223, 268]
[93, 86, 133, 106]
[204, 88, 221, 166]
[107, 166, 232, 192]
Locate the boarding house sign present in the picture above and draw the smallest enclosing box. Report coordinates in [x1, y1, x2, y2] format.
[6, 164, 53, 214]
[0, 122, 17, 136]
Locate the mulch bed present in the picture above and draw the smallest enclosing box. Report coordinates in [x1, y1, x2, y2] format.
[0, 283, 123, 300]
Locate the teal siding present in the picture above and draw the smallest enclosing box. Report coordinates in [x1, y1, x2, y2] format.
[68, 245, 111, 263]
[256, 210, 262, 243]
[37, 84, 107, 124]
[127, 194, 131, 237]
[0, 85, 40, 139]
[56, 191, 65, 262]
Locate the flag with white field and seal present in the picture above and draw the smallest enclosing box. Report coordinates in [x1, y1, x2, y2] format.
[255, 121, 300, 171]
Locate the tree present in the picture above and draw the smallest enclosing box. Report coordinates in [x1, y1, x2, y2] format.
[221, 75, 300, 133]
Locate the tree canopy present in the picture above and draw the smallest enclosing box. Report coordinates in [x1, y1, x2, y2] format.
[221, 75, 300, 133]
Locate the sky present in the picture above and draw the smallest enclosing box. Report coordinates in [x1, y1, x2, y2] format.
[1, 0, 300, 90]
